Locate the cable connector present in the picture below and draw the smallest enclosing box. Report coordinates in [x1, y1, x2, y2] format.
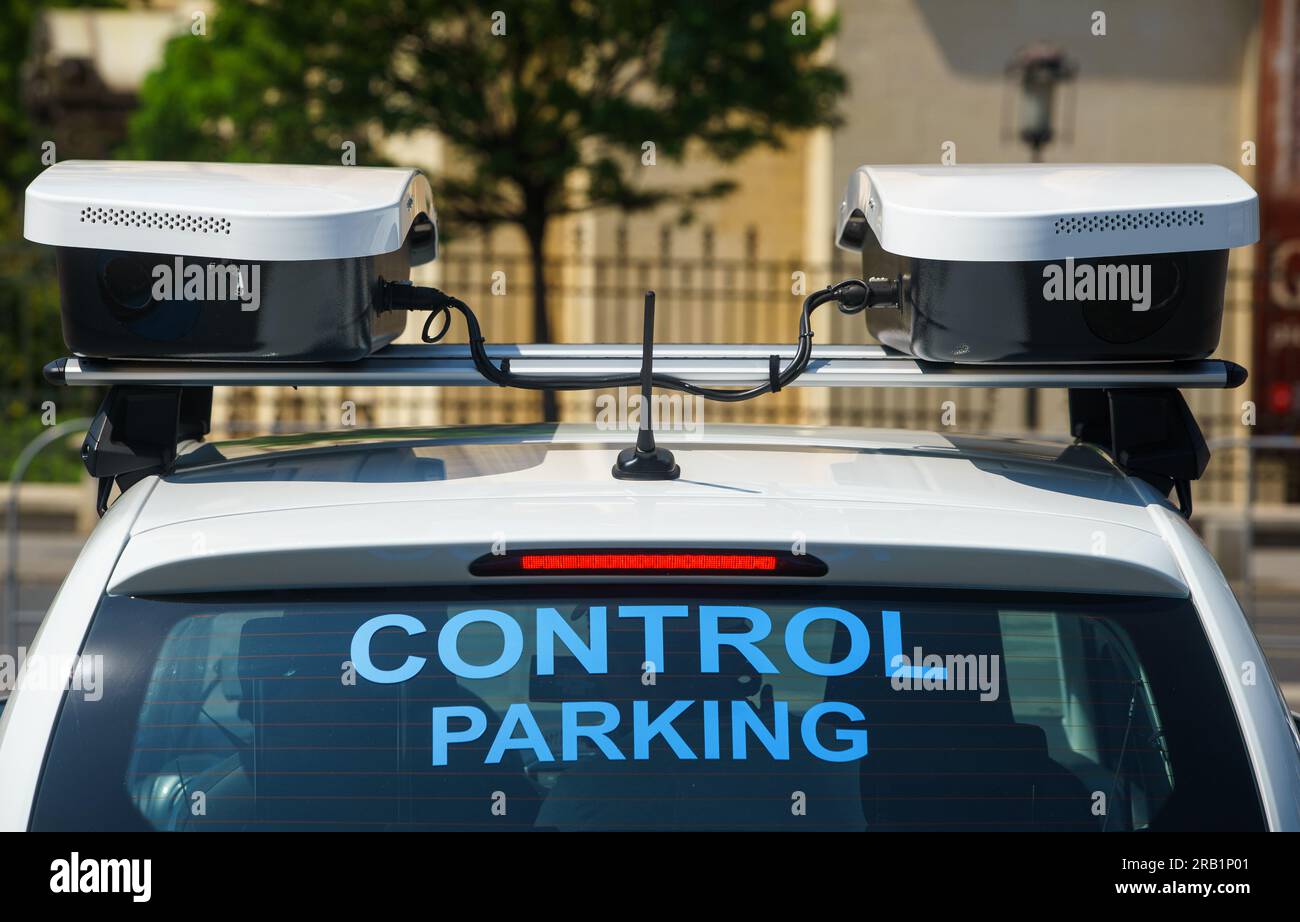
[834, 276, 900, 313]
[380, 278, 462, 313]
[380, 279, 467, 343]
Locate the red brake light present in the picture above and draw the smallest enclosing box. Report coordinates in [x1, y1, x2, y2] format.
[470, 549, 827, 577]
[522, 553, 777, 572]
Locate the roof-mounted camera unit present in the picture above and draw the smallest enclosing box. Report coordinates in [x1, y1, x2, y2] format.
[835, 163, 1258, 364]
[25, 160, 437, 362]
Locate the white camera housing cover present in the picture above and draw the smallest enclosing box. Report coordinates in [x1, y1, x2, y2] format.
[25, 160, 437, 262]
[835, 163, 1258, 262]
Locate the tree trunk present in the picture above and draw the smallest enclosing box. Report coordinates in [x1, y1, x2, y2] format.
[526, 222, 559, 422]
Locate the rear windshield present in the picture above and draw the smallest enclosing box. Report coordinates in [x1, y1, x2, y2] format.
[32, 587, 1264, 831]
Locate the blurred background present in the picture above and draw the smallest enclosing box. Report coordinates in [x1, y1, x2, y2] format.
[1, 0, 1298, 703]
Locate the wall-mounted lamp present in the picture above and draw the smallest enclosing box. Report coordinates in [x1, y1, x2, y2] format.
[1005, 43, 1078, 162]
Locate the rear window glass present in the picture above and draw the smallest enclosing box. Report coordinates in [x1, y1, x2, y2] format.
[32, 587, 1264, 830]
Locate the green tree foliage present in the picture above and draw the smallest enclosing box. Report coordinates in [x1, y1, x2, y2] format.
[2, 1, 121, 479]
[2, 0, 56, 419]
[126, 0, 844, 418]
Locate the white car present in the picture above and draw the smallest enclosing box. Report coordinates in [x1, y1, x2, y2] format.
[1, 421, 1297, 831]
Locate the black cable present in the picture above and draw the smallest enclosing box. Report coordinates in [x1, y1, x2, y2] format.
[422, 306, 452, 343]
[381, 278, 869, 402]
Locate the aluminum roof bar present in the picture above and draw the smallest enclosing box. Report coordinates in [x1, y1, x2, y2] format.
[45, 344, 1247, 390]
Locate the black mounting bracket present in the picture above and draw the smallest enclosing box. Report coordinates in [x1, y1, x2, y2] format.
[82, 385, 213, 516]
[1067, 387, 1209, 519]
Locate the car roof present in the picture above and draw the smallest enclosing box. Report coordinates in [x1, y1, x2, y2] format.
[146, 422, 1155, 530]
[106, 423, 1190, 597]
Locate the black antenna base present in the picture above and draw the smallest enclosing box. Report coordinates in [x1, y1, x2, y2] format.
[612, 442, 680, 480]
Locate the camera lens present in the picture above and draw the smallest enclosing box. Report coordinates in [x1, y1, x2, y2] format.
[100, 254, 155, 313]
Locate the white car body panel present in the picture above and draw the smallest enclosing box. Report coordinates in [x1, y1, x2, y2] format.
[1145, 501, 1300, 830]
[2, 422, 1297, 829]
[110, 498, 1186, 596]
[112, 425, 1185, 596]
[135, 424, 1163, 533]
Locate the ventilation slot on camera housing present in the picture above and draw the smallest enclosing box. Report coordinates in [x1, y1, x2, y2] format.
[79, 206, 232, 235]
[1053, 209, 1205, 235]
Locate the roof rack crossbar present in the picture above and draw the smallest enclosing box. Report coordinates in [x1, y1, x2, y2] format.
[57, 344, 1243, 519]
[45, 345, 1247, 390]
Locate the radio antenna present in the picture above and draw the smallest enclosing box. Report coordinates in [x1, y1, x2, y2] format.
[612, 291, 680, 480]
